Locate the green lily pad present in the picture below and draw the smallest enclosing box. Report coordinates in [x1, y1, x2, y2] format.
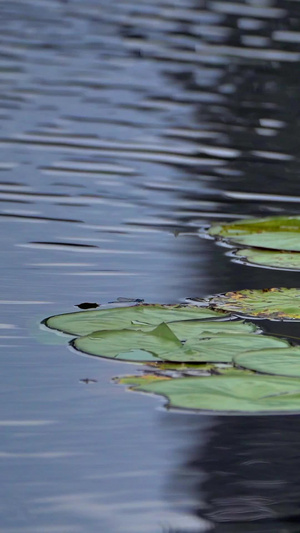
[209, 288, 300, 320]
[208, 216, 300, 251]
[234, 347, 300, 378]
[73, 323, 187, 362]
[163, 333, 289, 363]
[74, 319, 288, 362]
[45, 304, 227, 336]
[135, 374, 300, 413]
[235, 249, 300, 271]
[167, 319, 258, 338]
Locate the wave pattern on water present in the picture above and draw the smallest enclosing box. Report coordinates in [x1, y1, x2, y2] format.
[1, 2, 300, 531]
[0, 0, 300, 297]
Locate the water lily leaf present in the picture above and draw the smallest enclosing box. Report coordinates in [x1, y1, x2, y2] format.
[209, 288, 300, 320]
[162, 333, 289, 363]
[73, 323, 187, 362]
[167, 319, 258, 338]
[45, 304, 227, 336]
[74, 322, 288, 363]
[234, 347, 300, 378]
[135, 374, 300, 413]
[235, 249, 300, 271]
[208, 216, 300, 251]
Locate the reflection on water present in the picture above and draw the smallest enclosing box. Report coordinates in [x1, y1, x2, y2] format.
[164, 413, 300, 532]
[2, 0, 300, 531]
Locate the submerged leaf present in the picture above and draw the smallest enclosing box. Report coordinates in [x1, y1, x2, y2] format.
[209, 288, 300, 320]
[208, 216, 300, 251]
[117, 374, 170, 386]
[45, 304, 227, 336]
[135, 374, 300, 413]
[234, 347, 300, 378]
[235, 249, 300, 271]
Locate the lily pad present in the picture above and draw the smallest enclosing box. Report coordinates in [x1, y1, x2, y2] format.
[234, 347, 300, 378]
[208, 216, 300, 251]
[235, 249, 300, 271]
[163, 333, 289, 363]
[45, 304, 227, 337]
[167, 319, 258, 338]
[209, 288, 300, 320]
[73, 323, 187, 362]
[135, 374, 300, 413]
[74, 321, 288, 363]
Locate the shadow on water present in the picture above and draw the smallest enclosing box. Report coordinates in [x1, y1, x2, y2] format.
[162, 413, 300, 533]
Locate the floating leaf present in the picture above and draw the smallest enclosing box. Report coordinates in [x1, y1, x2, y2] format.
[73, 323, 186, 362]
[209, 288, 300, 320]
[135, 374, 300, 413]
[234, 347, 300, 378]
[45, 304, 227, 336]
[235, 249, 300, 271]
[74, 321, 288, 363]
[162, 333, 289, 363]
[167, 319, 258, 338]
[208, 216, 300, 251]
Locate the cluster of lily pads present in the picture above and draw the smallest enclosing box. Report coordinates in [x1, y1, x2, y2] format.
[43, 215, 300, 414]
[44, 290, 300, 414]
[207, 215, 300, 270]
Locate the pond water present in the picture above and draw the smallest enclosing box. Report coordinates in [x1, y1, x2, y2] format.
[1, 0, 300, 531]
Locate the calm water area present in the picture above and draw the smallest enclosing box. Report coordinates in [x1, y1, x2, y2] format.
[2, 0, 300, 531]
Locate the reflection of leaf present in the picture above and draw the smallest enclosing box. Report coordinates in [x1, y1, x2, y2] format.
[235, 249, 300, 271]
[234, 347, 300, 378]
[135, 374, 300, 413]
[209, 288, 300, 320]
[45, 304, 227, 336]
[208, 216, 300, 251]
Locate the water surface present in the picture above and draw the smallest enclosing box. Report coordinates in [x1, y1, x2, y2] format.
[1, 0, 300, 531]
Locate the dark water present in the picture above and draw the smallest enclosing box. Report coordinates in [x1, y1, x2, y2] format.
[2, 0, 300, 531]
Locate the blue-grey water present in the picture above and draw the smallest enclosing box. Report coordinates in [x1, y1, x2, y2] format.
[1, 0, 300, 531]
